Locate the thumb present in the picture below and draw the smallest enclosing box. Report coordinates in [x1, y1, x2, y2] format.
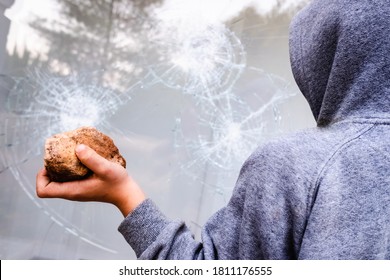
[75, 144, 111, 175]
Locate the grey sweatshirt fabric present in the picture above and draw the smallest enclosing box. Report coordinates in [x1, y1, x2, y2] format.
[118, 0, 390, 259]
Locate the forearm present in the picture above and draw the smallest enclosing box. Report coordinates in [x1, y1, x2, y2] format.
[113, 176, 146, 217]
[118, 199, 204, 259]
[117, 198, 242, 260]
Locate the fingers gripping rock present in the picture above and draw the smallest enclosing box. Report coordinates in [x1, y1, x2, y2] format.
[44, 126, 126, 182]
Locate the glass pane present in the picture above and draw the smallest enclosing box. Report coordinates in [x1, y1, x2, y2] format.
[0, 0, 313, 259]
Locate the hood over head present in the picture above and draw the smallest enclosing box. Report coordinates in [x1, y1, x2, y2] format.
[289, 0, 390, 126]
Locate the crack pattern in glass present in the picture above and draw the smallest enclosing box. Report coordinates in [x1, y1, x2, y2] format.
[0, 0, 301, 259]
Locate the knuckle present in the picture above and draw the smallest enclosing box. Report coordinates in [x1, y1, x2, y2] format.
[98, 164, 112, 177]
[36, 187, 47, 198]
[99, 161, 119, 180]
[36, 189, 43, 198]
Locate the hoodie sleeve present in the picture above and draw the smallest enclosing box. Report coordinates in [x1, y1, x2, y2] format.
[117, 198, 205, 259]
[118, 137, 311, 260]
[117, 177, 247, 259]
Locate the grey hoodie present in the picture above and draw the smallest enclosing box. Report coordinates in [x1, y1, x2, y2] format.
[118, 0, 390, 259]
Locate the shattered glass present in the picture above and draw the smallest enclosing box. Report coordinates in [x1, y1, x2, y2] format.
[0, 0, 312, 259]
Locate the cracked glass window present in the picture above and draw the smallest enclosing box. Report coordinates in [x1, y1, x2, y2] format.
[0, 0, 313, 259]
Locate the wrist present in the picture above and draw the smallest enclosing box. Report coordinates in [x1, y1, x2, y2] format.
[114, 176, 146, 217]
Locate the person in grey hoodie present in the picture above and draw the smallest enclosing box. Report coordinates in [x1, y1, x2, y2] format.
[36, 0, 390, 259]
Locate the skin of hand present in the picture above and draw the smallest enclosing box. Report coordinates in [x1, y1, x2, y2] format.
[36, 144, 146, 217]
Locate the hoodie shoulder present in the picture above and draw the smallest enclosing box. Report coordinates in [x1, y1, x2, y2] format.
[241, 122, 374, 199]
[232, 122, 377, 258]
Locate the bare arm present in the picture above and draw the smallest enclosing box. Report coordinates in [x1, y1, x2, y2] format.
[36, 144, 146, 217]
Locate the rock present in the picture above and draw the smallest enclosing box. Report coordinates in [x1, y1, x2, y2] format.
[44, 126, 126, 182]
